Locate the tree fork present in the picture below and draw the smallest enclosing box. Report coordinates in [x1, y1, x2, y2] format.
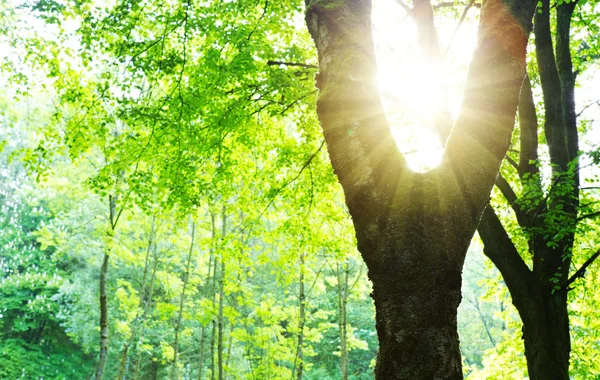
[305, 0, 537, 378]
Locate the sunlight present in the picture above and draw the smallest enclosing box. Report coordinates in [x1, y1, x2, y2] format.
[372, 0, 477, 172]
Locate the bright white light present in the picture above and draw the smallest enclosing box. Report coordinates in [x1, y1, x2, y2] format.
[372, 0, 477, 172]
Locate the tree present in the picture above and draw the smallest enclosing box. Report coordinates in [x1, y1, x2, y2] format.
[475, 0, 600, 378]
[305, 0, 537, 378]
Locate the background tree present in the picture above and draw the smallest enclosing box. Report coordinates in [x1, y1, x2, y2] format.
[474, 0, 600, 378]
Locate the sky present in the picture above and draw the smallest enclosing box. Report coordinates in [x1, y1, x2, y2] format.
[372, 0, 600, 174]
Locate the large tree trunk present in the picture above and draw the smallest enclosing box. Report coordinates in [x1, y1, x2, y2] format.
[521, 290, 570, 379]
[478, 207, 571, 380]
[305, 0, 536, 378]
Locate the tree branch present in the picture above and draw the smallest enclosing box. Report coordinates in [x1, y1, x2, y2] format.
[566, 249, 600, 287]
[478, 206, 534, 304]
[443, 0, 476, 55]
[411, 0, 453, 141]
[517, 74, 540, 181]
[443, 0, 537, 221]
[306, 1, 408, 210]
[576, 100, 600, 118]
[394, 0, 412, 13]
[495, 175, 527, 226]
[504, 154, 519, 171]
[576, 210, 600, 222]
[556, 0, 579, 163]
[534, 0, 570, 171]
[433, 1, 480, 9]
[266, 60, 318, 69]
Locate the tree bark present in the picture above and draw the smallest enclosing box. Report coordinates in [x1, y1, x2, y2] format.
[95, 251, 110, 380]
[118, 217, 156, 380]
[294, 251, 306, 380]
[305, 0, 536, 378]
[210, 212, 218, 380]
[133, 246, 160, 380]
[198, 214, 217, 380]
[95, 195, 117, 380]
[172, 221, 196, 379]
[337, 260, 349, 380]
[217, 209, 226, 380]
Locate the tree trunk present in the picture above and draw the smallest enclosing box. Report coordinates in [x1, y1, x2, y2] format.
[195, 325, 205, 379]
[305, 1, 537, 378]
[295, 251, 306, 380]
[210, 212, 218, 380]
[521, 289, 570, 380]
[217, 209, 226, 380]
[133, 248, 160, 380]
[95, 252, 110, 380]
[172, 221, 196, 379]
[119, 217, 156, 380]
[337, 261, 349, 380]
[95, 195, 117, 380]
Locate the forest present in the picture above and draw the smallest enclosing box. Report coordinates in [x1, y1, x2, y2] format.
[1, 0, 600, 379]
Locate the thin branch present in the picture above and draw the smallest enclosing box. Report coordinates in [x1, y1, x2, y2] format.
[504, 154, 519, 171]
[266, 60, 318, 69]
[577, 210, 600, 222]
[495, 175, 527, 226]
[280, 90, 317, 115]
[394, 0, 412, 13]
[566, 249, 600, 287]
[233, 140, 326, 235]
[434, 1, 480, 9]
[443, 0, 476, 55]
[576, 100, 600, 117]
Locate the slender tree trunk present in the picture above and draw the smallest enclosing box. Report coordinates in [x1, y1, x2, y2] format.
[197, 326, 206, 380]
[172, 221, 196, 379]
[210, 212, 218, 380]
[337, 260, 349, 380]
[225, 331, 233, 369]
[293, 252, 306, 380]
[95, 195, 118, 380]
[118, 217, 156, 380]
[217, 209, 226, 380]
[95, 252, 110, 380]
[133, 250, 160, 380]
[199, 213, 218, 380]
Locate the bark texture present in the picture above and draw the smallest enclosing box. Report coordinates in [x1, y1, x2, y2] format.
[476, 1, 582, 378]
[305, 0, 536, 378]
[95, 195, 117, 380]
[95, 251, 110, 380]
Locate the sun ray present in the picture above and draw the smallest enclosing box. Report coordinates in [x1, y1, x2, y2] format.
[372, 0, 477, 172]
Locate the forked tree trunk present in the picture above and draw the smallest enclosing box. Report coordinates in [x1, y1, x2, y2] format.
[305, 0, 537, 378]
